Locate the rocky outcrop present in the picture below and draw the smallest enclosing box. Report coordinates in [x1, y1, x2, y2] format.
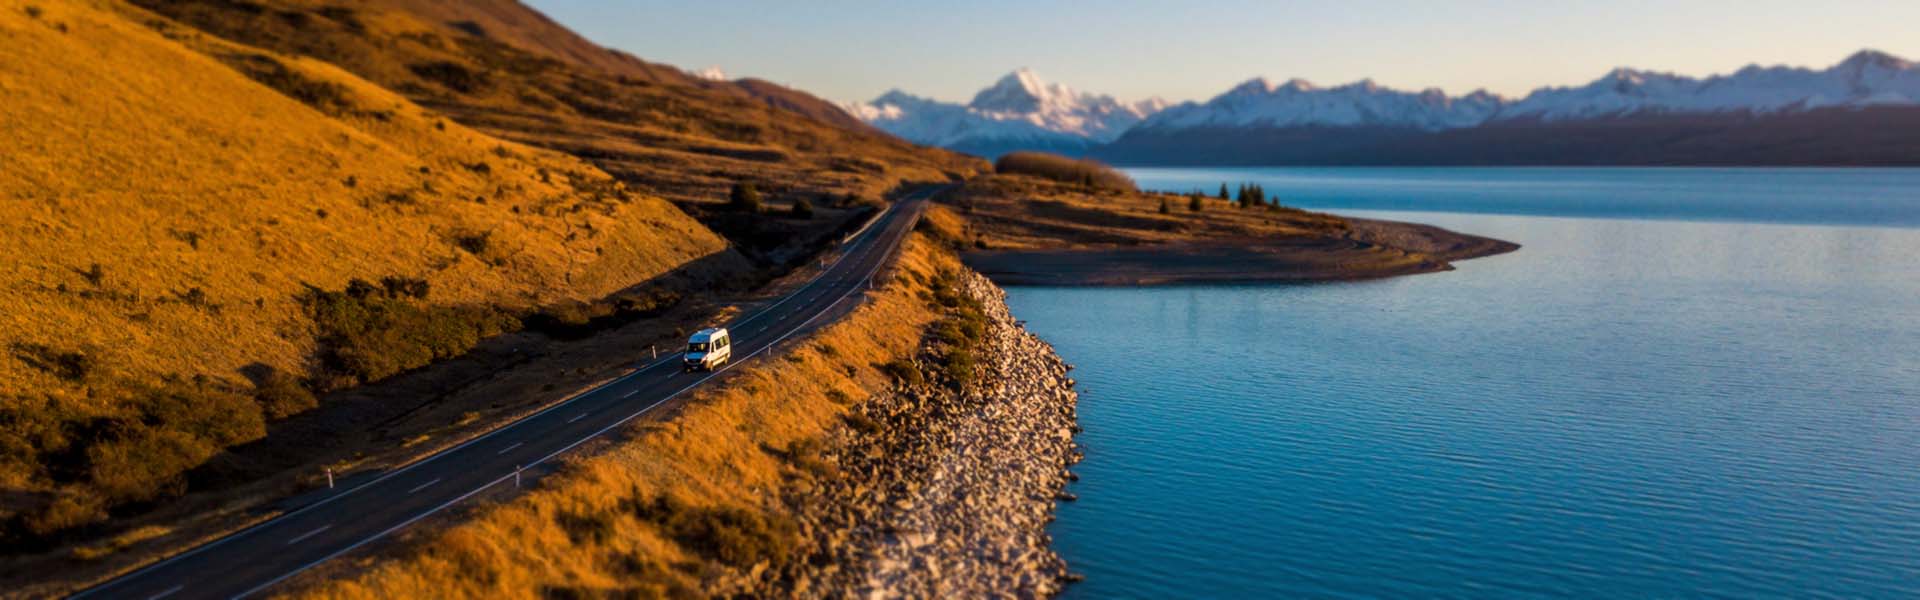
[774, 270, 1080, 598]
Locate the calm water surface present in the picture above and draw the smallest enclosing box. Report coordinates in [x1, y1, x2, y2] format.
[1012, 168, 1920, 598]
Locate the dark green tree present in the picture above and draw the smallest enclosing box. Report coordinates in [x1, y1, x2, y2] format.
[1158, 197, 1172, 214]
[1217, 183, 1229, 200]
[1188, 193, 1204, 212]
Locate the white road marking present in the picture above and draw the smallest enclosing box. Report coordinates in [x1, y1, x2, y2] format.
[407, 478, 442, 495]
[286, 524, 332, 546]
[567, 413, 588, 423]
[496, 441, 524, 455]
[146, 585, 184, 600]
[622, 389, 639, 399]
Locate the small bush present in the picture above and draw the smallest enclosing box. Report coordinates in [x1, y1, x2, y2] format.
[556, 509, 617, 545]
[877, 359, 922, 386]
[1158, 197, 1172, 214]
[453, 231, 492, 255]
[940, 348, 976, 390]
[727, 182, 761, 212]
[788, 198, 814, 219]
[842, 411, 880, 435]
[253, 369, 317, 420]
[994, 152, 1135, 192]
[408, 61, 487, 94]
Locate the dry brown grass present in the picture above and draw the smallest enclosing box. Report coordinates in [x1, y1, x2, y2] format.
[127, 0, 986, 214]
[993, 151, 1135, 192]
[0, 0, 731, 541]
[947, 173, 1350, 250]
[289, 235, 957, 599]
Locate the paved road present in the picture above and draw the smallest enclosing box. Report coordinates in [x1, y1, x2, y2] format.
[77, 188, 938, 600]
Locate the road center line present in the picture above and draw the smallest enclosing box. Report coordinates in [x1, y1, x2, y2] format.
[621, 389, 639, 398]
[407, 478, 442, 495]
[567, 412, 589, 423]
[496, 441, 524, 455]
[286, 524, 332, 546]
[146, 584, 184, 600]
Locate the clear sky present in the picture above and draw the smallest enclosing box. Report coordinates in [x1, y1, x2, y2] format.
[526, 0, 1920, 105]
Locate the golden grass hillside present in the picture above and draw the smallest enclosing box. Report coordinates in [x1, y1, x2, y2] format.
[289, 234, 958, 599]
[130, 0, 986, 212]
[0, 0, 736, 543]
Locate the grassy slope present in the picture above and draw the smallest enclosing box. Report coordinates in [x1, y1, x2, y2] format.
[289, 234, 958, 599]
[128, 0, 983, 210]
[0, 0, 731, 539]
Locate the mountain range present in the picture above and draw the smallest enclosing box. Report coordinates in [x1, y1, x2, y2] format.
[856, 50, 1920, 165]
[845, 69, 1167, 158]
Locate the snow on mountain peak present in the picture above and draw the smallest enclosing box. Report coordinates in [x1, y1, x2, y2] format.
[850, 49, 1920, 155]
[847, 69, 1168, 153]
[1498, 49, 1920, 121]
[1141, 76, 1506, 132]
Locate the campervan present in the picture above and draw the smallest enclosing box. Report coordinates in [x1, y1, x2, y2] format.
[683, 328, 731, 372]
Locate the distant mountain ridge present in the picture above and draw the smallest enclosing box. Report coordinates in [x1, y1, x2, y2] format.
[856, 50, 1920, 165]
[846, 69, 1166, 157]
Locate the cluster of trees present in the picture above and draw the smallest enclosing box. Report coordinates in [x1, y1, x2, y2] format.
[1215, 182, 1279, 210]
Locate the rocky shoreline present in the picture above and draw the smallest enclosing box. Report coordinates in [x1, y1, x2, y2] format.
[769, 270, 1081, 597]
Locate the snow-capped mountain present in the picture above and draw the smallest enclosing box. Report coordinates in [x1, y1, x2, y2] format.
[1136, 77, 1506, 132]
[1495, 50, 1920, 121]
[1095, 49, 1920, 166]
[846, 69, 1166, 157]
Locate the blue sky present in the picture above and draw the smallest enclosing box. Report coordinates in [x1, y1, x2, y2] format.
[527, 0, 1920, 104]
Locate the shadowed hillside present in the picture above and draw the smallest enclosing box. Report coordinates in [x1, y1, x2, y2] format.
[128, 0, 981, 217]
[0, 0, 756, 549]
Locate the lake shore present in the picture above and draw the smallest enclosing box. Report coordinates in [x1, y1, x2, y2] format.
[961, 216, 1518, 286]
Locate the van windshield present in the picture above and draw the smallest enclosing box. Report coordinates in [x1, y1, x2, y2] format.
[688, 342, 710, 352]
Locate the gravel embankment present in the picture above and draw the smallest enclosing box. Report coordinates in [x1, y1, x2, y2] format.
[775, 270, 1082, 598]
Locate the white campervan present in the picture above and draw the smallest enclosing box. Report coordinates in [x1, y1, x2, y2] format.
[683, 327, 731, 372]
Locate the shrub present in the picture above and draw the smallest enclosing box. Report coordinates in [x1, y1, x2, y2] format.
[940, 348, 976, 390]
[555, 509, 617, 545]
[1158, 197, 1172, 214]
[253, 369, 318, 420]
[993, 152, 1134, 192]
[1188, 194, 1204, 212]
[453, 230, 492, 255]
[11, 343, 94, 382]
[303, 280, 518, 386]
[727, 182, 761, 212]
[842, 411, 880, 435]
[408, 61, 487, 94]
[626, 494, 798, 569]
[877, 359, 922, 386]
[223, 54, 352, 115]
[788, 197, 814, 219]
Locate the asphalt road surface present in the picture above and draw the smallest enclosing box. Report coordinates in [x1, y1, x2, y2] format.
[77, 188, 938, 599]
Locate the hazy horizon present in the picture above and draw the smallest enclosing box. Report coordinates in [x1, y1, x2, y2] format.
[527, 0, 1920, 105]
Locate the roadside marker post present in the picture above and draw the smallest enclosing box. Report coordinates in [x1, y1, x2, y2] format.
[514, 465, 522, 489]
[325, 468, 334, 489]
[651, 345, 657, 360]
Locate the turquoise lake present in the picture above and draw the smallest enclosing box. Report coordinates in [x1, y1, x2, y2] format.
[1010, 168, 1920, 598]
